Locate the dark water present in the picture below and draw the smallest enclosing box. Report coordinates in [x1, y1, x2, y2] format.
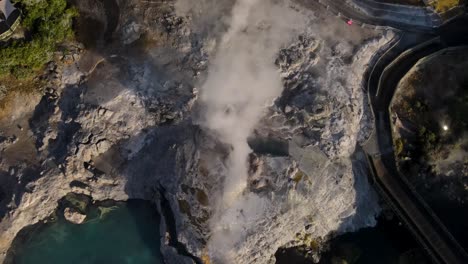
[430, 199, 468, 252]
[9, 200, 163, 264]
[319, 216, 430, 264]
[8, 198, 434, 264]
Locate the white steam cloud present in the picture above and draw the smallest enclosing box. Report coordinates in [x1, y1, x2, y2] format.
[201, 0, 303, 203]
[177, 0, 306, 262]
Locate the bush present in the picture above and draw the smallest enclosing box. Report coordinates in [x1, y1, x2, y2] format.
[395, 138, 405, 156]
[0, 0, 78, 79]
[448, 85, 468, 132]
[419, 128, 438, 152]
[430, 0, 460, 13]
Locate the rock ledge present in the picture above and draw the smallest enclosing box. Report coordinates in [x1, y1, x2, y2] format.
[63, 208, 86, 224]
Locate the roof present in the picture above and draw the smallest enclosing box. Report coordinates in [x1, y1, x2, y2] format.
[0, 0, 16, 19]
[0, 8, 20, 40]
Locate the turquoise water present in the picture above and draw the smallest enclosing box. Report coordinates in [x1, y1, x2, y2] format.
[9, 199, 432, 264]
[9, 200, 163, 264]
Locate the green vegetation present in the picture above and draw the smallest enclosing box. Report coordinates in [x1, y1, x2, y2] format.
[447, 83, 468, 132]
[97, 206, 118, 219]
[394, 81, 468, 175]
[295, 232, 320, 251]
[292, 170, 304, 184]
[61, 193, 91, 214]
[0, 0, 78, 79]
[429, 0, 460, 13]
[395, 138, 405, 156]
[418, 125, 438, 152]
[396, 97, 440, 157]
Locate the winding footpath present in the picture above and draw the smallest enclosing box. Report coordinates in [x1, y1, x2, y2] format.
[313, 0, 439, 32]
[317, 0, 468, 262]
[365, 15, 468, 264]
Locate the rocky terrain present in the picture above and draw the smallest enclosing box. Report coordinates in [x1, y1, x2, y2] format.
[0, 0, 395, 263]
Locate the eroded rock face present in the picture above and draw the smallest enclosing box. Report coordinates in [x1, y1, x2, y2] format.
[63, 207, 86, 224]
[0, 0, 393, 263]
[120, 2, 390, 262]
[0, 0, 198, 259]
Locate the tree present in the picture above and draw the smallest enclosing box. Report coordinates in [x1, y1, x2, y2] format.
[0, 0, 78, 79]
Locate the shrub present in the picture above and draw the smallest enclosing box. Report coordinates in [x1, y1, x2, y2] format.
[430, 0, 460, 13]
[395, 138, 405, 156]
[421, 130, 438, 152]
[418, 126, 427, 137]
[448, 85, 468, 132]
[0, 0, 78, 79]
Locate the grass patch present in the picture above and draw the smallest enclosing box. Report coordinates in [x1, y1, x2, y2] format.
[0, 0, 78, 79]
[0, 75, 42, 109]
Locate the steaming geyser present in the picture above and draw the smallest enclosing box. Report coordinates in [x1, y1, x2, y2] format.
[0, 0, 390, 263]
[197, 0, 304, 261]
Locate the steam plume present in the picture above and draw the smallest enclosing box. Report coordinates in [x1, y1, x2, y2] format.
[194, 0, 302, 263]
[187, 0, 305, 261]
[200, 0, 302, 203]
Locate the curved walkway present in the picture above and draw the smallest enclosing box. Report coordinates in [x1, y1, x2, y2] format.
[362, 15, 468, 264]
[313, 0, 438, 32]
[314, 2, 468, 262]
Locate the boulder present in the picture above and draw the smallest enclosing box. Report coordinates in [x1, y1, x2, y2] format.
[63, 207, 86, 224]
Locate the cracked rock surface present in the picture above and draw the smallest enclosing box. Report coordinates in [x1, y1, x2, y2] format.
[0, 0, 394, 263]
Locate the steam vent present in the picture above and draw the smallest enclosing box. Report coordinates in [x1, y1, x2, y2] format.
[0, 0, 467, 264]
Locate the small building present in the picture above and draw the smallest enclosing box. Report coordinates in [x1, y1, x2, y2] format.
[0, 0, 21, 41]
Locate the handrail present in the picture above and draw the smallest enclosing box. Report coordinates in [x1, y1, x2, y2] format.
[376, 36, 441, 97]
[364, 38, 468, 264]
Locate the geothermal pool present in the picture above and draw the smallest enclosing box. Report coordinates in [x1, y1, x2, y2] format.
[8, 200, 163, 264]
